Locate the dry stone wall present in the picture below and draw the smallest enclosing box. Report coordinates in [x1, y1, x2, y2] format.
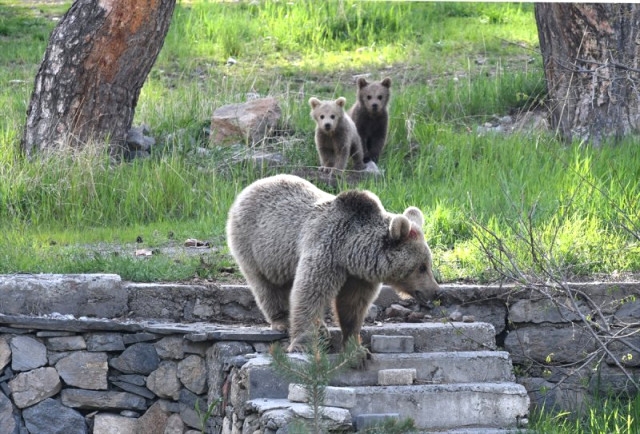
[0, 274, 639, 433]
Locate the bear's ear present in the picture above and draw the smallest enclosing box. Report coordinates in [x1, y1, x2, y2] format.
[357, 77, 369, 89]
[336, 97, 347, 108]
[381, 77, 392, 88]
[309, 97, 321, 109]
[403, 206, 424, 228]
[389, 215, 412, 241]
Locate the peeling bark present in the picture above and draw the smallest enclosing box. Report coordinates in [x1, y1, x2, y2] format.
[22, 0, 176, 157]
[535, 3, 640, 144]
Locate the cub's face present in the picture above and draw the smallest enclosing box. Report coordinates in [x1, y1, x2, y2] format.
[309, 97, 346, 134]
[357, 77, 391, 114]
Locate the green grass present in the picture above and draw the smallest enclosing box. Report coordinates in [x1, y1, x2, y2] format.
[0, 0, 638, 285]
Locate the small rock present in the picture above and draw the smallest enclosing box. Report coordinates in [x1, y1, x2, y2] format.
[449, 311, 463, 322]
[462, 315, 476, 323]
[385, 303, 412, 318]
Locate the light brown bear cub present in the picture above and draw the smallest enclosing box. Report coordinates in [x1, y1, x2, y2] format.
[348, 77, 392, 163]
[226, 174, 439, 352]
[309, 97, 365, 173]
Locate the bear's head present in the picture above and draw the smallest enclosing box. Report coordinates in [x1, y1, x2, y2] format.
[385, 206, 439, 306]
[356, 77, 391, 115]
[309, 97, 347, 134]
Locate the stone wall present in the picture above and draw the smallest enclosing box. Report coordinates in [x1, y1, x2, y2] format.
[1, 274, 639, 433]
[0, 313, 284, 434]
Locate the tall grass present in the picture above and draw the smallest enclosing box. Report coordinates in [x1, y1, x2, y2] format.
[0, 0, 638, 283]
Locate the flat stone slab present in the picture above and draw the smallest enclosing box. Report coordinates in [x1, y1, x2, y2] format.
[0, 274, 127, 318]
[351, 322, 497, 352]
[331, 351, 516, 387]
[350, 383, 529, 430]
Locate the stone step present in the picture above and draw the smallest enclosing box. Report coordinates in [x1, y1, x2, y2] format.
[331, 351, 516, 386]
[332, 321, 497, 353]
[349, 382, 529, 431]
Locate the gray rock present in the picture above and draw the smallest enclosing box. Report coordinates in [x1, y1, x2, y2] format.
[109, 373, 146, 386]
[137, 401, 170, 434]
[0, 391, 18, 434]
[46, 335, 87, 351]
[110, 343, 159, 374]
[146, 361, 181, 400]
[0, 273, 127, 318]
[8, 367, 62, 408]
[10, 336, 47, 371]
[206, 341, 254, 410]
[0, 336, 10, 371]
[93, 413, 138, 434]
[112, 381, 156, 399]
[55, 351, 108, 390]
[211, 97, 282, 145]
[178, 354, 207, 394]
[36, 330, 76, 337]
[48, 351, 73, 365]
[509, 298, 582, 324]
[61, 389, 147, 411]
[164, 413, 185, 434]
[22, 398, 87, 434]
[505, 324, 597, 364]
[155, 336, 184, 360]
[86, 333, 125, 352]
[122, 332, 158, 345]
[127, 125, 155, 152]
[179, 389, 207, 430]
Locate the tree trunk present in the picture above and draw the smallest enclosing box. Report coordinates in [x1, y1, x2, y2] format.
[535, 3, 640, 144]
[22, 0, 176, 157]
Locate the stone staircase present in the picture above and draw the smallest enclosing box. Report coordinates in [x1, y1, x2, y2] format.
[233, 322, 530, 433]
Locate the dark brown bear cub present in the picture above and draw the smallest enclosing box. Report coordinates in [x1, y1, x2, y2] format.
[348, 77, 392, 164]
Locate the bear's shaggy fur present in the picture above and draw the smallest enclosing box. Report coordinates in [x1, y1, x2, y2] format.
[348, 77, 392, 163]
[309, 97, 365, 173]
[226, 174, 439, 351]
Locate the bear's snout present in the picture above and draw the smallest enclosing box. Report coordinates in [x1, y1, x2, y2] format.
[371, 103, 379, 111]
[323, 123, 332, 131]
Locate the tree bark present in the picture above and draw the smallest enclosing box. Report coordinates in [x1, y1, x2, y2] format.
[535, 3, 640, 144]
[22, 0, 176, 157]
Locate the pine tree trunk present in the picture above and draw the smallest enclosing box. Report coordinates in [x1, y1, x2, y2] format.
[22, 0, 176, 157]
[535, 3, 640, 144]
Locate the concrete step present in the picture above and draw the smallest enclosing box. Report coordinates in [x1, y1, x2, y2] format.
[331, 351, 516, 386]
[349, 382, 529, 431]
[332, 321, 497, 352]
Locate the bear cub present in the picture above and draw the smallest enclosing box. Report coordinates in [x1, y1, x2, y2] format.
[226, 174, 439, 352]
[348, 77, 392, 164]
[309, 97, 365, 173]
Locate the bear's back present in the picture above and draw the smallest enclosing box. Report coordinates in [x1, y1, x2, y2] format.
[227, 175, 334, 284]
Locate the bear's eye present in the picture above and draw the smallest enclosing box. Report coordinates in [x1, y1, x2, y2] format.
[377, 95, 383, 100]
[320, 115, 324, 119]
[330, 115, 335, 119]
[418, 264, 428, 274]
[367, 95, 372, 100]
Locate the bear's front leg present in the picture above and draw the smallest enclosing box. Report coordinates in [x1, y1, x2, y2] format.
[287, 260, 345, 353]
[334, 279, 381, 350]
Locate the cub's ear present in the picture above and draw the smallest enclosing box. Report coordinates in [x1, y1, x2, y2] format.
[403, 206, 424, 228]
[389, 215, 413, 241]
[381, 77, 392, 88]
[309, 97, 321, 109]
[357, 77, 369, 89]
[336, 97, 347, 108]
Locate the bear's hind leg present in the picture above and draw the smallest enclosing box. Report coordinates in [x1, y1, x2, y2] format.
[244, 269, 291, 332]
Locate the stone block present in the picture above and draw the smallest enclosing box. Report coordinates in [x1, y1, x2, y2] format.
[8, 367, 61, 408]
[55, 351, 108, 390]
[0, 274, 127, 318]
[10, 336, 47, 372]
[288, 384, 357, 409]
[354, 413, 400, 431]
[370, 335, 414, 353]
[22, 398, 87, 434]
[46, 335, 86, 351]
[377, 369, 416, 386]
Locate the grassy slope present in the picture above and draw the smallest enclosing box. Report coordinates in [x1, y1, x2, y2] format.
[0, 1, 638, 283]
